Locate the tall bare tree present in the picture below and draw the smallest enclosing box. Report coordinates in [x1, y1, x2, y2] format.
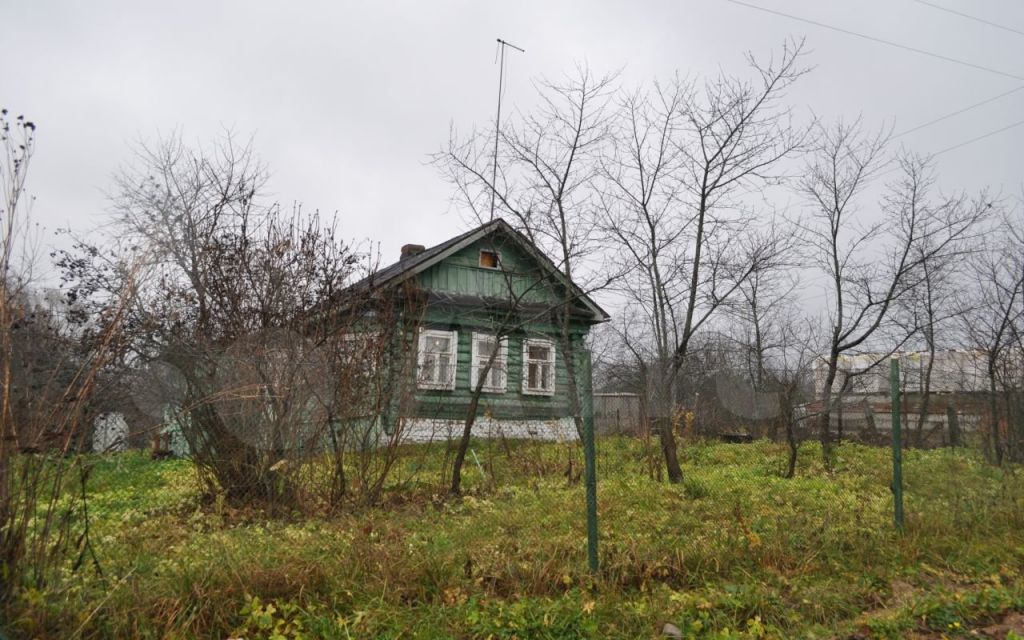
[957, 207, 1024, 463]
[896, 174, 990, 446]
[774, 317, 822, 478]
[802, 125, 988, 464]
[436, 67, 618, 447]
[600, 40, 810, 482]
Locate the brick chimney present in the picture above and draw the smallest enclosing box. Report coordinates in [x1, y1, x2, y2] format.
[400, 244, 426, 261]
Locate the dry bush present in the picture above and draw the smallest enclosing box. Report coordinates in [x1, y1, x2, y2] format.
[0, 110, 134, 602]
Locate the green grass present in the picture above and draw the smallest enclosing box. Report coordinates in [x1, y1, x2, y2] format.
[5, 438, 1024, 639]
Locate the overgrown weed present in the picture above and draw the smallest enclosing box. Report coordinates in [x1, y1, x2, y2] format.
[5, 438, 1024, 639]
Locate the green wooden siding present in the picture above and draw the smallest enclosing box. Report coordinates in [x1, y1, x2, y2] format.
[413, 316, 582, 421]
[416, 238, 563, 304]
[386, 229, 599, 425]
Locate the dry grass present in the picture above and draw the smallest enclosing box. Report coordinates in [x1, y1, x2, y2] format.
[3, 438, 1024, 639]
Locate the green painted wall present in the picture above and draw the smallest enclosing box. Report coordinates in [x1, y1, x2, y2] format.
[417, 234, 562, 304]
[407, 230, 597, 423]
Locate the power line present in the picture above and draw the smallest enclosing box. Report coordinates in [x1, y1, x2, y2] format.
[874, 116, 1024, 179]
[723, 0, 1024, 81]
[911, 0, 1024, 38]
[930, 117, 1024, 157]
[723, 0, 1024, 141]
[894, 84, 1024, 138]
[875, 115, 1024, 181]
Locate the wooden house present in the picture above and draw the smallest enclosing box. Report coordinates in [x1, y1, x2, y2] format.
[349, 218, 609, 442]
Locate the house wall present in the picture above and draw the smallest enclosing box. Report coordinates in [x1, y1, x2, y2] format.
[416, 239, 561, 304]
[403, 232, 597, 435]
[412, 306, 588, 423]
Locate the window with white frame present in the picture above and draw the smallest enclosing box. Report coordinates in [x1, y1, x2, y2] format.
[471, 333, 507, 392]
[522, 338, 555, 395]
[417, 329, 458, 390]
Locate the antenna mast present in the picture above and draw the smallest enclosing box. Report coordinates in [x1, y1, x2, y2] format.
[489, 37, 524, 221]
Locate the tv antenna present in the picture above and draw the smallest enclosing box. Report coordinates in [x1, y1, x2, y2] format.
[489, 38, 525, 221]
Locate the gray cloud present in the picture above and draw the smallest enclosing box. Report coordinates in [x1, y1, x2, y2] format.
[5, 0, 1022, 286]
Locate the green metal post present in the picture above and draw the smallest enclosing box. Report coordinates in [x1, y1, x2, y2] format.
[581, 349, 599, 572]
[890, 357, 905, 530]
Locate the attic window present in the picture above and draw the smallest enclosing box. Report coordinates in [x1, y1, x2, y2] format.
[479, 250, 500, 269]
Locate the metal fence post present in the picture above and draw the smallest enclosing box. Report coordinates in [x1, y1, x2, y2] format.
[580, 349, 599, 572]
[890, 357, 905, 530]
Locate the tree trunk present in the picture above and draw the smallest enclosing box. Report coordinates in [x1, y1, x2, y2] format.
[450, 393, 483, 496]
[988, 364, 1003, 464]
[946, 404, 960, 448]
[817, 354, 839, 467]
[782, 385, 798, 479]
[451, 343, 504, 496]
[836, 384, 845, 445]
[657, 416, 684, 483]
[916, 350, 936, 447]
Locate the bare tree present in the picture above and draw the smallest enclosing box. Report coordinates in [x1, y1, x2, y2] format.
[108, 130, 268, 339]
[774, 318, 822, 478]
[734, 228, 803, 394]
[802, 125, 988, 464]
[723, 231, 804, 442]
[957, 207, 1024, 463]
[600, 40, 810, 483]
[447, 232, 537, 496]
[436, 67, 618, 450]
[67, 132, 428, 511]
[1, 110, 134, 602]
[896, 176, 990, 446]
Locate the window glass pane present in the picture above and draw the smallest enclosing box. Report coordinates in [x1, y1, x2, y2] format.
[528, 362, 540, 388]
[476, 338, 496, 357]
[528, 345, 550, 361]
[420, 354, 436, 381]
[426, 336, 449, 353]
[480, 251, 499, 268]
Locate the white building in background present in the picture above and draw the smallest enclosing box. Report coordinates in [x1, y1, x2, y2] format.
[813, 350, 990, 397]
[92, 412, 129, 453]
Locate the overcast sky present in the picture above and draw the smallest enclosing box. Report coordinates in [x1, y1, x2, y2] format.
[5, 0, 1024, 292]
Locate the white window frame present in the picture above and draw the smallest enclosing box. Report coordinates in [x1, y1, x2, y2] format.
[417, 329, 458, 390]
[521, 338, 556, 396]
[470, 332, 508, 393]
[478, 248, 502, 270]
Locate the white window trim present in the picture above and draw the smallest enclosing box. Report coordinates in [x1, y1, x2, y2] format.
[470, 332, 508, 393]
[478, 248, 502, 270]
[417, 329, 458, 391]
[521, 338, 556, 396]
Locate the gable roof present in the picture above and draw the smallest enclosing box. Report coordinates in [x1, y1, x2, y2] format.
[350, 218, 610, 323]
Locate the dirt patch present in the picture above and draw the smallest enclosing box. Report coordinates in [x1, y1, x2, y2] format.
[976, 612, 1024, 639]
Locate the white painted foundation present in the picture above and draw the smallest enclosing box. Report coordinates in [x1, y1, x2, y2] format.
[400, 417, 579, 443]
